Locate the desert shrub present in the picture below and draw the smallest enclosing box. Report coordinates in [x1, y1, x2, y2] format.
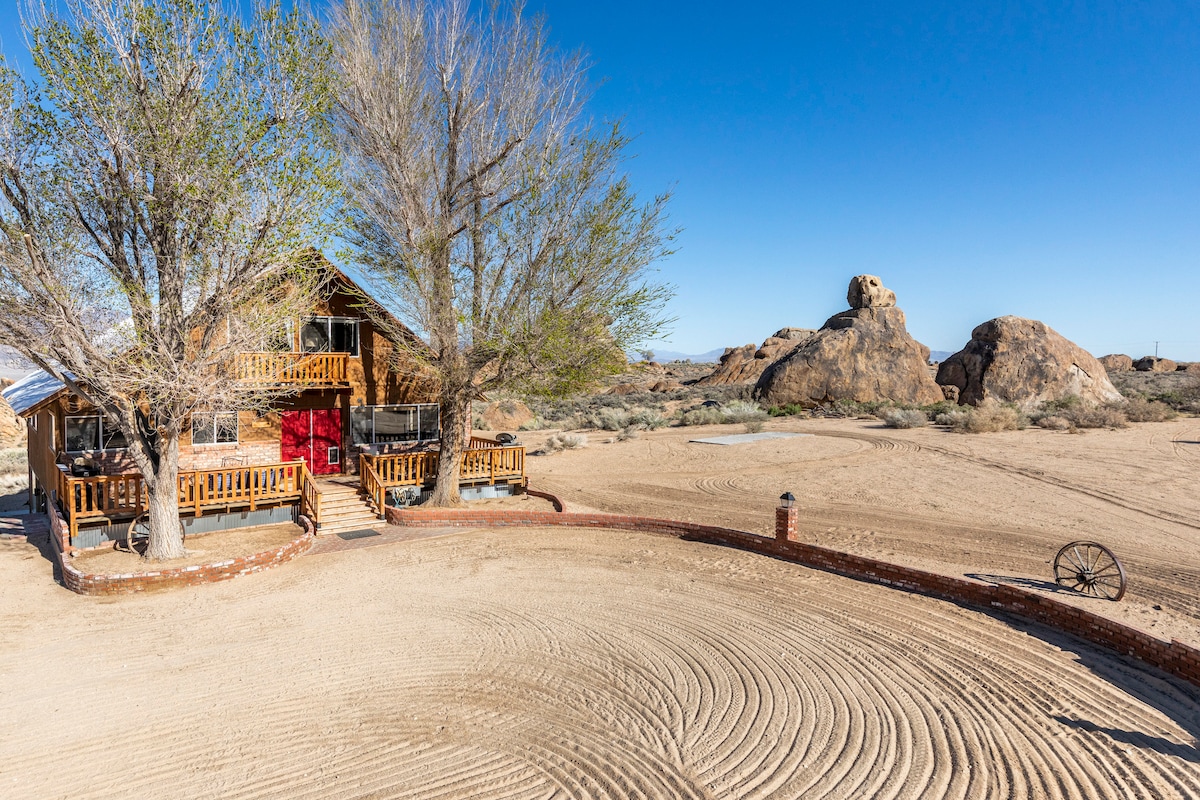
[627, 409, 668, 430]
[743, 419, 765, 433]
[1119, 397, 1176, 422]
[920, 400, 960, 421]
[533, 432, 588, 454]
[722, 399, 767, 423]
[768, 403, 808, 417]
[953, 400, 1028, 433]
[615, 426, 640, 441]
[813, 399, 890, 419]
[1061, 405, 1127, 429]
[588, 408, 631, 431]
[934, 409, 969, 427]
[680, 407, 724, 426]
[0, 448, 26, 476]
[1040, 394, 1083, 414]
[1036, 415, 1073, 431]
[881, 408, 927, 429]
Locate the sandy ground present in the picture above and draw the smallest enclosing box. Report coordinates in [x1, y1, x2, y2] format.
[1, 527, 1198, 799]
[0, 416, 1197, 798]
[528, 417, 1200, 647]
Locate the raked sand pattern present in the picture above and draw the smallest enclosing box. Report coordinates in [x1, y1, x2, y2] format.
[2, 527, 1197, 799]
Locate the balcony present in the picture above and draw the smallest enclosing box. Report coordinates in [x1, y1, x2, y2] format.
[235, 352, 349, 387]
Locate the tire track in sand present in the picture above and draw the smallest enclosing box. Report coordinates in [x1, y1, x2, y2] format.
[2, 528, 1198, 799]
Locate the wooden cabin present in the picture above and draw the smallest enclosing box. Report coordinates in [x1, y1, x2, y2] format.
[1, 260, 525, 549]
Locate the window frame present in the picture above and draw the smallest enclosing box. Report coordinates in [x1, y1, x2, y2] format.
[191, 411, 240, 447]
[64, 413, 128, 453]
[299, 315, 361, 358]
[350, 403, 440, 446]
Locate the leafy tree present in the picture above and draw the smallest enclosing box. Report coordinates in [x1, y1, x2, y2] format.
[0, 0, 338, 558]
[329, 0, 674, 505]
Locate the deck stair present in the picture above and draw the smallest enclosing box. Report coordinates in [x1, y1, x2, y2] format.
[312, 479, 383, 536]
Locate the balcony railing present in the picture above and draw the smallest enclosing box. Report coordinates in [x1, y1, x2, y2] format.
[234, 352, 349, 386]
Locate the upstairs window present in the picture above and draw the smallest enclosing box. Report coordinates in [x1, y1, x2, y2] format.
[300, 316, 359, 357]
[192, 411, 239, 446]
[65, 414, 128, 451]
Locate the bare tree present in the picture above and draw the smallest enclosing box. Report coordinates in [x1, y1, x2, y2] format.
[329, 0, 674, 505]
[0, 0, 339, 559]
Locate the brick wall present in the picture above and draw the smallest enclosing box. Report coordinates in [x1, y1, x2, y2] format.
[385, 499, 1200, 688]
[59, 517, 314, 596]
[179, 440, 281, 472]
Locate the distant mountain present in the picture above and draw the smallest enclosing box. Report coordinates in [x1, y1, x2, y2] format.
[928, 350, 956, 363]
[642, 347, 725, 364]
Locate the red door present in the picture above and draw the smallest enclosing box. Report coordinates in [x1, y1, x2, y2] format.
[281, 409, 343, 475]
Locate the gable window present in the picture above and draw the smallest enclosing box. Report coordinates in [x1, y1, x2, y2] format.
[350, 404, 439, 445]
[300, 316, 359, 357]
[192, 411, 239, 446]
[65, 414, 128, 452]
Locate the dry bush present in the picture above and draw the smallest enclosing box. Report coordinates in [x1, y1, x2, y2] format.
[934, 409, 969, 427]
[954, 400, 1028, 433]
[882, 409, 927, 429]
[1062, 405, 1127, 429]
[680, 407, 725, 426]
[743, 419, 765, 433]
[1119, 397, 1176, 422]
[615, 426, 640, 441]
[1036, 415, 1073, 431]
[0, 448, 26, 477]
[721, 400, 767, 424]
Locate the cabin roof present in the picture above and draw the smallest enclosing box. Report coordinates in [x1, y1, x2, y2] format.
[1, 370, 69, 417]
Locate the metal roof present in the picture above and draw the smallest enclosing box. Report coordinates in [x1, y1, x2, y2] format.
[1, 370, 68, 417]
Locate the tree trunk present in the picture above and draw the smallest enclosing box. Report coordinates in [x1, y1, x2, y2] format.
[144, 433, 186, 560]
[428, 396, 469, 506]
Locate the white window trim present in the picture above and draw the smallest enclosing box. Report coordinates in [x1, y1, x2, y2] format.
[191, 411, 240, 447]
[64, 413, 127, 453]
[352, 403, 440, 445]
[300, 315, 361, 358]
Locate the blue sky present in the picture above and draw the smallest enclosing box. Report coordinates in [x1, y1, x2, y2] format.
[4, 2, 1199, 360]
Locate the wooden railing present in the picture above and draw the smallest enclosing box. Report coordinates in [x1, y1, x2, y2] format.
[468, 436, 502, 449]
[299, 463, 323, 527]
[360, 444, 525, 512]
[234, 352, 349, 386]
[58, 461, 309, 543]
[359, 454, 386, 516]
[461, 446, 524, 485]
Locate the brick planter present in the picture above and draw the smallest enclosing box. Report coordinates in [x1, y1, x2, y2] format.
[60, 517, 315, 596]
[386, 496, 1200, 688]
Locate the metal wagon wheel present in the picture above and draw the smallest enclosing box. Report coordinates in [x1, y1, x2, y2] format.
[1053, 540, 1127, 601]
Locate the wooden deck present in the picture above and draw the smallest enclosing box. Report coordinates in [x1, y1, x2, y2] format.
[360, 439, 526, 514]
[56, 461, 319, 543]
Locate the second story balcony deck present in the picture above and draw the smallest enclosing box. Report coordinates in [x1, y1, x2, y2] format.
[234, 352, 349, 387]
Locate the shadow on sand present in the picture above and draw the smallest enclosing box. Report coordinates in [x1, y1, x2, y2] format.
[1004, 616, 1200, 762]
[966, 572, 1075, 595]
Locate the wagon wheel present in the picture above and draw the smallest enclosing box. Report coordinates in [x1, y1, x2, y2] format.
[120, 512, 185, 556]
[1053, 541, 1127, 601]
[120, 511, 152, 555]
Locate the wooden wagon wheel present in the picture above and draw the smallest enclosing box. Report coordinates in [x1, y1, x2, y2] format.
[1053, 541, 1127, 601]
[120, 512, 185, 556]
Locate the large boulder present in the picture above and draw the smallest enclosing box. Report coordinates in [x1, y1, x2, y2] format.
[478, 399, 534, 432]
[936, 316, 1122, 409]
[697, 327, 815, 386]
[1098, 354, 1133, 372]
[755, 280, 942, 407]
[1133, 356, 1177, 373]
[0, 380, 24, 449]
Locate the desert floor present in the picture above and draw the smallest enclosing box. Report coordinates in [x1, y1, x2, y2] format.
[1, 417, 1198, 798]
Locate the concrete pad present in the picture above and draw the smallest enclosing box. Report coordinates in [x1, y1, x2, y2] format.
[689, 432, 813, 446]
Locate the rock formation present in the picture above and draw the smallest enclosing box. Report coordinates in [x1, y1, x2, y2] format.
[478, 400, 534, 432]
[847, 274, 896, 309]
[1099, 354, 1133, 372]
[754, 278, 942, 407]
[936, 316, 1122, 409]
[0, 379, 24, 450]
[698, 327, 815, 386]
[1133, 356, 1177, 373]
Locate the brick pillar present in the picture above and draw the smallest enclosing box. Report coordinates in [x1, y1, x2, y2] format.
[775, 505, 798, 542]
